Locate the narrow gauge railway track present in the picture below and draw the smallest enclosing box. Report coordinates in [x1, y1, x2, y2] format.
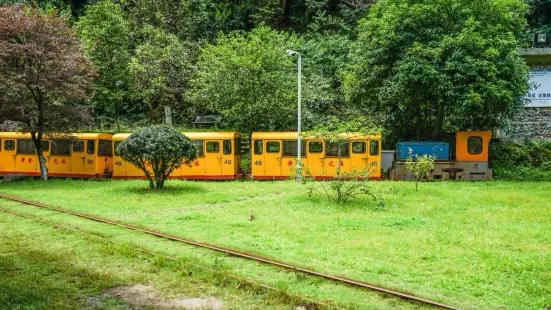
[0, 193, 463, 310]
[0, 206, 338, 310]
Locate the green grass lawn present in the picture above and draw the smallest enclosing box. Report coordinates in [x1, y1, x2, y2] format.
[0, 179, 550, 309]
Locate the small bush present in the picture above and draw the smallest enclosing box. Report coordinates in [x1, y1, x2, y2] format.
[117, 125, 197, 190]
[490, 139, 551, 181]
[304, 169, 379, 205]
[405, 149, 435, 191]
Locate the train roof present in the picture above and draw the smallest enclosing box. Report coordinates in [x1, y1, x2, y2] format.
[0, 132, 112, 139]
[112, 131, 240, 141]
[251, 132, 381, 140]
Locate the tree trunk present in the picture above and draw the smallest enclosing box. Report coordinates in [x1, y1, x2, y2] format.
[115, 101, 121, 132]
[336, 143, 342, 177]
[30, 131, 48, 180]
[434, 104, 445, 139]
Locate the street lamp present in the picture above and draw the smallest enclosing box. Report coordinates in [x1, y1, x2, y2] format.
[286, 49, 302, 182]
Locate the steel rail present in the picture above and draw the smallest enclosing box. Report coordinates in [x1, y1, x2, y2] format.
[0, 193, 463, 310]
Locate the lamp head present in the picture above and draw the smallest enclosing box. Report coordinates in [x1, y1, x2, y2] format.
[286, 49, 298, 56]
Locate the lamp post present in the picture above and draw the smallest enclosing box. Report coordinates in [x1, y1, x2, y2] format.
[286, 49, 302, 182]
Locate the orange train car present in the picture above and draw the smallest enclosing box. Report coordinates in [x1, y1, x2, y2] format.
[112, 132, 241, 180]
[0, 132, 113, 178]
[250, 132, 382, 180]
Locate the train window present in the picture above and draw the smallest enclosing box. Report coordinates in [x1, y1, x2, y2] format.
[467, 136, 483, 155]
[98, 140, 113, 156]
[87, 140, 95, 155]
[206, 141, 220, 153]
[253, 140, 263, 155]
[193, 140, 204, 157]
[17, 139, 36, 154]
[282, 140, 306, 157]
[309, 141, 322, 153]
[114, 141, 121, 156]
[223, 140, 232, 155]
[4, 140, 15, 151]
[266, 141, 280, 153]
[73, 141, 84, 153]
[369, 141, 379, 156]
[352, 142, 366, 154]
[51, 140, 72, 155]
[325, 141, 349, 157]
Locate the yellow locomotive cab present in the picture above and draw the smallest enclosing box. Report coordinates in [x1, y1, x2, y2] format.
[112, 131, 241, 180]
[251, 132, 382, 180]
[0, 132, 113, 178]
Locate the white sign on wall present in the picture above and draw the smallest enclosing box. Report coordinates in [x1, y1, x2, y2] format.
[526, 70, 551, 107]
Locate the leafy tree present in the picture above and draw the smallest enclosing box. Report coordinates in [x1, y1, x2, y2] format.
[129, 25, 193, 124]
[299, 32, 352, 129]
[188, 26, 299, 136]
[76, 0, 132, 132]
[405, 149, 436, 191]
[345, 0, 530, 145]
[116, 125, 197, 190]
[0, 5, 95, 180]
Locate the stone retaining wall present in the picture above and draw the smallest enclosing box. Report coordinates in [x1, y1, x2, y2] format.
[509, 107, 551, 140]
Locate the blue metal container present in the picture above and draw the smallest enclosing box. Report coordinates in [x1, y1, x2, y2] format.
[395, 142, 449, 161]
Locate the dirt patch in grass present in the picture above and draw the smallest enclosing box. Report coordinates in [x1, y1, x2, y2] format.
[103, 284, 223, 309]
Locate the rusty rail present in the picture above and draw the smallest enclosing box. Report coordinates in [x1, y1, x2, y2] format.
[0, 193, 463, 310]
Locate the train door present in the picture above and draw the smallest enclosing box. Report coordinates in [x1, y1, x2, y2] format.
[264, 140, 282, 177]
[2, 139, 16, 173]
[71, 140, 86, 175]
[325, 141, 350, 176]
[48, 139, 72, 175]
[350, 140, 368, 174]
[113, 140, 126, 177]
[205, 140, 222, 176]
[251, 139, 264, 177]
[368, 140, 381, 179]
[221, 139, 235, 176]
[306, 140, 325, 177]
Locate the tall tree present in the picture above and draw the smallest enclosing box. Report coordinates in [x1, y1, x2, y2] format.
[129, 25, 193, 124]
[345, 0, 530, 144]
[76, 0, 131, 132]
[0, 5, 95, 180]
[188, 26, 299, 137]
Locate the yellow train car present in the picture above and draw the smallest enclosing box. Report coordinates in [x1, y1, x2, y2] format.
[0, 132, 113, 178]
[112, 132, 241, 180]
[250, 132, 382, 180]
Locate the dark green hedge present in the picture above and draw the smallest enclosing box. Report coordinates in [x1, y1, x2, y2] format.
[489, 139, 551, 181]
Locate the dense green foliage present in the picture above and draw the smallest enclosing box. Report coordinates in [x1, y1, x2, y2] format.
[76, 0, 132, 131]
[345, 0, 530, 144]
[188, 27, 299, 136]
[490, 139, 551, 180]
[117, 126, 197, 189]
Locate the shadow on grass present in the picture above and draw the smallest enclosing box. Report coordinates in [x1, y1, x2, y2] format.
[0, 245, 123, 309]
[121, 181, 207, 196]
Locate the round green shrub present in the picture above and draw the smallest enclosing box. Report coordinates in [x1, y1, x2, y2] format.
[117, 125, 197, 189]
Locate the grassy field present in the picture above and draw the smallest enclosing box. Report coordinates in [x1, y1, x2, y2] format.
[0, 179, 550, 309]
